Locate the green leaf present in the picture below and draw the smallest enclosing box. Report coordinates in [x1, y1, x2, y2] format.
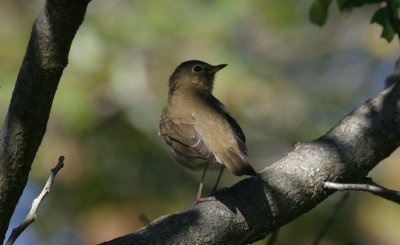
[309, 0, 332, 26]
[338, 0, 382, 11]
[371, 7, 396, 42]
[393, 0, 400, 8]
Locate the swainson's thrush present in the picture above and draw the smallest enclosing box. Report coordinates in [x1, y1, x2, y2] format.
[159, 60, 257, 201]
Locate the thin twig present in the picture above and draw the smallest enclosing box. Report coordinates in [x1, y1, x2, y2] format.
[138, 212, 151, 226]
[385, 57, 400, 88]
[5, 156, 65, 245]
[266, 229, 279, 245]
[324, 181, 400, 204]
[311, 192, 350, 245]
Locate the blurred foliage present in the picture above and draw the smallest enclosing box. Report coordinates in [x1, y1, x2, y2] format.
[1, 0, 400, 244]
[309, 0, 399, 42]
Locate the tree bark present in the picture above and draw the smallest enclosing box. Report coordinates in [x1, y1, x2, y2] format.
[101, 83, 400, 245]
[1, 1, 400, 244]
[0, 0, 91, 242]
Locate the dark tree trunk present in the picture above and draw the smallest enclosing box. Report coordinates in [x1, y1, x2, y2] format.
[0, 0, 91, 242]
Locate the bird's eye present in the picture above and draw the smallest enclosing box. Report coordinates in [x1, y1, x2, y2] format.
[192, 65, 203, 72]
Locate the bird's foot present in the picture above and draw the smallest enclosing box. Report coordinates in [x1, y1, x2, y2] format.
[191, 195, 216, 206]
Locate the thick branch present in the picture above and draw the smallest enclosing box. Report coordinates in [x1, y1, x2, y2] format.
[102, 82, 400, 244]
[0, 0, 90, 242]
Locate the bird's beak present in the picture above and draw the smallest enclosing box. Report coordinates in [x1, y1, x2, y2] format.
[209, 64, 227, 74]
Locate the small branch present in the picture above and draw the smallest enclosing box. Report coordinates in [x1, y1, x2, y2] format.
[324, 181, 400, 204]
[138, 212, 151, 226]
[5, 156, 65, 245]
[266, 229, 279, 245]
[311, 192, 351, 245]
[385, 57, 400, 88]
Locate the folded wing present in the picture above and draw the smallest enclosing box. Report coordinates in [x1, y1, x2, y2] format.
[159, 113, 217, 164]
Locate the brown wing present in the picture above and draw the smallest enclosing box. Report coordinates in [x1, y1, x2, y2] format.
[195, 90, 247, 155]
[195, 90, 256, 176]
[159, 110, 217, 164]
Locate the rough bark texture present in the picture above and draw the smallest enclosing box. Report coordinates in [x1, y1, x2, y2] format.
[101, 83, 400, 245]
[1, 1, 400, 244]
[0, 0, 90, 242]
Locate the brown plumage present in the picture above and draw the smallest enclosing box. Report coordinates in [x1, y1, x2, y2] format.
[159, 60, 256, 200]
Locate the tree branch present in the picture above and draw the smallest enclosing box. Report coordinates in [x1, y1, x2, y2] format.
[0, 0, 91, 242]
[385, 57, 400, 87]
[101, 80, 400, 244]
[266, 229, 279, 245]
[324, 181, 400, 204]
[5, 156, 65, 245]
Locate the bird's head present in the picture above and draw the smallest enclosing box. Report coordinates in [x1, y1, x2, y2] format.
[168, 60, 227, 94]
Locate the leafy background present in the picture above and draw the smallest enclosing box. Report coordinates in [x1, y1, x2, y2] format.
[0, 0, 399, 244]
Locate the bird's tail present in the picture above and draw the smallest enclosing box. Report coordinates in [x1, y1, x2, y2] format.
[223, 149, 257, 176]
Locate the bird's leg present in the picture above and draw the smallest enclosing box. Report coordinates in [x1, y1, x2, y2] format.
[196, 163, 209, 200]
[211, 166, 225, 194]
[193, 163, 216, 204]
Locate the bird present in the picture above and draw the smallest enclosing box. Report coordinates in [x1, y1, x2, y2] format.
[159, 60, 257, 201]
